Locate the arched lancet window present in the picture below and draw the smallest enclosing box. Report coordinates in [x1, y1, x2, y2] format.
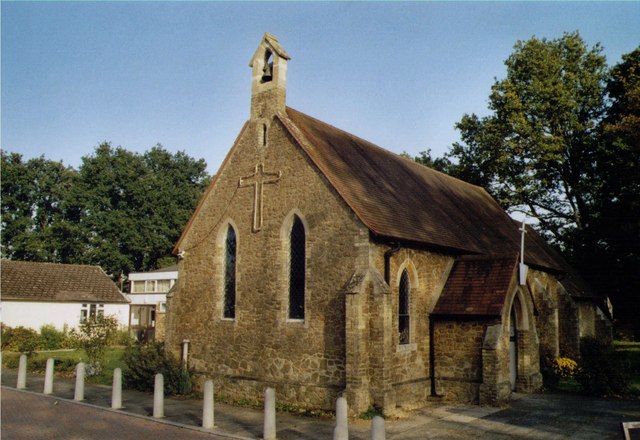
[399, 269, 410, 344]
[262, 123, 268, 146]
[223, 225, 237, 319]
[288, 215, 305, 320]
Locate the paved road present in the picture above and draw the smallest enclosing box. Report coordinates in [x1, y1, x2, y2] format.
[2, 367, 639, 439]
[1, 388, 236, 440]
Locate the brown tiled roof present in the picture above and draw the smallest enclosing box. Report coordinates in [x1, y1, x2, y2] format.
[280, 108, 562, 272]
[432, 256, 518, 317]
[1, 260, 129, 303]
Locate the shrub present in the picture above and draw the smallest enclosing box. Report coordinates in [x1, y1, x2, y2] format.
[111, 328, 135, 346]
[575, 337, 630, 396]
[2, 353, 21, 369]
[1, 325, 41, 354]
[70, 314, 118, 375]
[1, 352, 78, 375]
[27, 357, 78, 374]
[39, 324, 71, 350]
[359, 405, 385, 420]
[122, 342, 191, 395]
[540, 355, 560, 388]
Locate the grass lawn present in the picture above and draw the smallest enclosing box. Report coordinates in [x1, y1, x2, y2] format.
[615, 340, 640, 395]
[2, 347, 126, 386]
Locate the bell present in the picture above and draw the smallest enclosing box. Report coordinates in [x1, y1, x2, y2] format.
[262, 62, 273, 82]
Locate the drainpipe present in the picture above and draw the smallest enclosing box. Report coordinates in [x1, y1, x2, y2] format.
[429, 318, 437, 396]
[384, 243, 401, 285]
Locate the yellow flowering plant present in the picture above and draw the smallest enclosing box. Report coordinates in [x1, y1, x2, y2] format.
[552, 357, 578, 380]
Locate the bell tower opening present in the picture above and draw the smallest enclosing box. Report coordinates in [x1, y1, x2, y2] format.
[261, 50, 274, 83]
[250, 33, 291, 120]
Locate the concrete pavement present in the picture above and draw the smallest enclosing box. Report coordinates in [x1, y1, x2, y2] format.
[2, 368, 639, 439]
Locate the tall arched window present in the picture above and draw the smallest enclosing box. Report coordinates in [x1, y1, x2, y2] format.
[399, 269, 410, 344]
[288, 216, 305, 320]
[223, 225, 237, 319]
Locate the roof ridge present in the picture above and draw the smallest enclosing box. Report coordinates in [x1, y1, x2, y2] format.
[1, 259, 102, 270]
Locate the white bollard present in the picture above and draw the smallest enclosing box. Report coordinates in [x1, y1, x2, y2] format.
[263, 387, 276, 440]
[202, 380, 215, 429]
[333, 425, 349, 440]
[17, 354, 27, 389]
[111, 368, 123, 409]
[335, 396, 349, 437]
[74, 362, 86, 401]
[371, 415, 385, 440]
[153, 373, 164, 418]
[43, 358, 55, 395]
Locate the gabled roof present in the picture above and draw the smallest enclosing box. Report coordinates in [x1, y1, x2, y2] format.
[175, 106, 571, 275]
[250, 32, 291, 67]
[432, 255, 518, 317]
[1, 260, 129, 303]
[279, 108, 562, 272]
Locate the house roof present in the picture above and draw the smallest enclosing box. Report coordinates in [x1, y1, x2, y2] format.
[1, 260, 129, 303]
[432, 255, 517, 317]
[280, 108, 563, 272]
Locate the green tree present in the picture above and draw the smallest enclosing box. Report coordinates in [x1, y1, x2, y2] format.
[69, 143, 209, 276]
[402, 149, 452, 173]
[589, 48, 640, 336]
[443, 34, 639, 335]
[1, 152, 81, 262]
[2, 143, 209, 278]
[450, 32, 608, 248]
[71, 314, 119, 375]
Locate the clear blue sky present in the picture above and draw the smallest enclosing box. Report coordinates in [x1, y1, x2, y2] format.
[2, 1, 639, 174]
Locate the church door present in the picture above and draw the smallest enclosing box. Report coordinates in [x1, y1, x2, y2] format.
[509, 307, 518, 391]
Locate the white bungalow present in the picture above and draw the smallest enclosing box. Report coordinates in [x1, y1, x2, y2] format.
[1, 260, 130, 331]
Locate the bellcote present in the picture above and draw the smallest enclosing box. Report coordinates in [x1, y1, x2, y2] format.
[250, 33, 291, 120]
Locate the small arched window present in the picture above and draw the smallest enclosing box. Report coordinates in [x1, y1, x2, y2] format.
[399, 269, 410, 344]
[262, 123, 268, 146]
[223, 225, 237, 319]
[288, 216, 305, 320]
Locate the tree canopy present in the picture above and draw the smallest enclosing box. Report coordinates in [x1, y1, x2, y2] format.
[1, 143, 211, 277]
[410, 33, 639, 335]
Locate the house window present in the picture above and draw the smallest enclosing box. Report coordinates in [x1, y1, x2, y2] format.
[399, 270, 410, 344]
[288, 216, 306, 320]
[81, 303, 104, 322]
[223, 224, 237, 319]
[156, 279, 171, 292]
[132, 281, 145, 293]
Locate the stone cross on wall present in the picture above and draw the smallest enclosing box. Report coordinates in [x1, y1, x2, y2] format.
[239, 163, 282, 232]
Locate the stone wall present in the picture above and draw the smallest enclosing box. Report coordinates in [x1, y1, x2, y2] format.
[166, 115, 368, 410]
[479, 323, 511, 405]
[370, 245, 453, 410]
[530, 270, 560, 360]
[578, 302, 596, 338]
[155, 310, 166, 341]
[556, 284, 580, 359]
[433, 320, 487, 403]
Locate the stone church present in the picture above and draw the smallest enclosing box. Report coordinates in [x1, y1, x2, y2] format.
[166, 33, 611, 414]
